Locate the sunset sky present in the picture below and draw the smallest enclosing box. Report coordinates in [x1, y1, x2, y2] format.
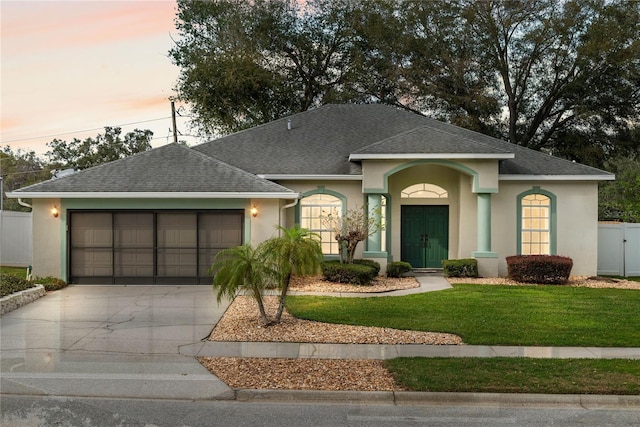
[1, 0, 199, 157]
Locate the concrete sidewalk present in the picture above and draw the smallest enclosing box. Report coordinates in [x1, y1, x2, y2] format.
[194, 341, 640, 360]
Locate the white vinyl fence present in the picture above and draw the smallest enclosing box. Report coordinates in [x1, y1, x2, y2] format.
[598, 222, 640, 277]
[0, 211, 33, 267]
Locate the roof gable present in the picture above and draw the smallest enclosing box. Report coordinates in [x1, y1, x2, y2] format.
[351, 125, 514, 159]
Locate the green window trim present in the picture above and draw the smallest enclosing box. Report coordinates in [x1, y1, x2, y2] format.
[296, 187, 347, 256]
[516, 187, 557, 255]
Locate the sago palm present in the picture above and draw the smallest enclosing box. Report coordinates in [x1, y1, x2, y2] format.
[209, 244, 275, 326]
[261, 225, 323, 324]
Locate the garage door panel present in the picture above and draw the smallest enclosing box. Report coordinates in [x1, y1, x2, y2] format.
[71, 213, 112, 247]
[71, 248, 113, 277]
[114, 249, 153, 277]
[114, 213, 153, 248]
[157, 249, 197, 277]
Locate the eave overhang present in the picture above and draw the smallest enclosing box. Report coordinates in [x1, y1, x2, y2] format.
[499, 174, 615, 181]
[257, 174, 363, 181]
[349, 153, 515, 161]
[7, 191, 302, 199]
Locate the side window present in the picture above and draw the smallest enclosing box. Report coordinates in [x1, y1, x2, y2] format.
[300, 193, 342, 255]
[519, 191, 554, 255]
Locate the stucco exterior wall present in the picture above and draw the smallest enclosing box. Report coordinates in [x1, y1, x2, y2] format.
[249, 198, 282, 245]
[31, 198, 63, 279]
[362, 159, 500, 193]
[492, 181, 600, 276]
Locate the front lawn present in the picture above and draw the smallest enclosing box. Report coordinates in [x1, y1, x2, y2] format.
[0, 266, 28, 278]
[286, 284, 640, 347]
[385, 357, 640, 394]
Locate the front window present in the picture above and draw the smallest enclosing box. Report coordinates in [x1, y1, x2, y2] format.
[520, 193, 551, 255]
[300, 193, 342, 254]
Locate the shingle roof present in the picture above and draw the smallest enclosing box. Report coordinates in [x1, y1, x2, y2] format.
[193, 103, 611, 178]
[12, 143, 295, 195]
[12, 104, 612, 198]
[351, 125, 513, 157]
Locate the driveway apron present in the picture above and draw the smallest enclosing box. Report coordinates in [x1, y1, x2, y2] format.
[0, 285, 235, 400]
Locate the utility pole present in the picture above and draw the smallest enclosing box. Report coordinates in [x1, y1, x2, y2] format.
[171, 101, 178, 144]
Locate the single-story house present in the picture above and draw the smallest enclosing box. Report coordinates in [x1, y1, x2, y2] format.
[10, 104, 613, 284]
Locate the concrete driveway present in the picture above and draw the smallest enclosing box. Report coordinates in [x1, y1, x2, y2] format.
[0, 285, 235, 399]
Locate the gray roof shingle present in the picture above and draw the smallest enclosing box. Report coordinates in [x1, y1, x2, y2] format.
[13, 143, 295, 195]
[352, 125, 513, 156]
[13, 104, 612, 197]
[193, 104, 611, 177]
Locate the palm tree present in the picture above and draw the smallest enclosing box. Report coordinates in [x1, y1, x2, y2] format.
[261, 225, 323, 324]
[209, 244, 275, 326]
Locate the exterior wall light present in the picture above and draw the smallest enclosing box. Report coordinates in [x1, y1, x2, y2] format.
[51, 206, 59, 218]
[250, 206, 258, 218]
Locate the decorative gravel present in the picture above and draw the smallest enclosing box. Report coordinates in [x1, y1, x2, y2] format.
[289, 275, 419, 293]
[210, 295, 462, 345]
[199, 357, 404, 391]
[447, 276, 640, 290]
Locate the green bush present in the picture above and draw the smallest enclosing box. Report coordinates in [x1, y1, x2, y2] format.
[386, 261, 412, 278]
[442, 259, 479, 278]
[506, 255, 573, 284]
[321, 260, 377, 285]
[35, 276, 68, 292]
[353, 259, 381, 276]
[0, 274, 35, 297]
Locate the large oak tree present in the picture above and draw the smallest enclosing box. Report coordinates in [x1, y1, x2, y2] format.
[170, 0, 639, 166]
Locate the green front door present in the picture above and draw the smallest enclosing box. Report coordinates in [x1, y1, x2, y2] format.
[401, 205, 449, 268]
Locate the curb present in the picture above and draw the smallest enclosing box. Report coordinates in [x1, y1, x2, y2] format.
[235, 389, 640, 408]
[0, 285, 46, 315]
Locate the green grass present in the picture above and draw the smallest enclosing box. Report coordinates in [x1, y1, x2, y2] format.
[385, 357, 640, 394]
[286, 284, 640, 346]
[0, 266, 28, 278]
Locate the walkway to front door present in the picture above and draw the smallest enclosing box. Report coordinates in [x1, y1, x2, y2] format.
[401, 205, 449, 268]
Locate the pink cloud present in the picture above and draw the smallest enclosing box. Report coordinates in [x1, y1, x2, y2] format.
[2, 1, 177, 55]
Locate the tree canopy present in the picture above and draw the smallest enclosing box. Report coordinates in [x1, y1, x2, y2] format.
[46, 126, 153, 170]
[0, 146, 51, 211]
[1, 127, 154, 211]
[171, 0, 640, 166]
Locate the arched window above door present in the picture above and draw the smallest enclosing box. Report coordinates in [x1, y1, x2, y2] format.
[401, 183, 448, 199]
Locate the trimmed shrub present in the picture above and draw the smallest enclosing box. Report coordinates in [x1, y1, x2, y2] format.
[35, 277, 68, 292]
[0, 274, 35, 298]
[353, 259, 381, 276]
[321, 260, 377, 285]
[386, 261, 412, 278]
[442, 259, 479, 278]
[506, 255, 573, 284]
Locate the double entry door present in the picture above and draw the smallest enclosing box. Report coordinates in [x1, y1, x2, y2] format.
[401, 205, 449, 269]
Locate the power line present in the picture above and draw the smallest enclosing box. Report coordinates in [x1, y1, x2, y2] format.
[2, 117, 173, 144]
